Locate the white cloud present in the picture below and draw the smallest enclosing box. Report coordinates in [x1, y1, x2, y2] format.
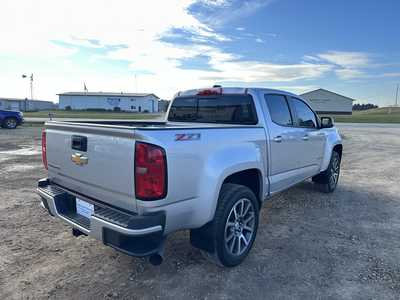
[198, 0, 231, 6]
[255, 38, 265, 43]
[317, 51, 370, 68]
[335, 68, 365, 80]
[303, 55, 321, 62]
[266, 33, 277, 38]
[380, 72, 400, 78]
[201, 0, 276, 27]
[0, 0, 334, 100]
[304, 51, 372, 80]
[236, 27, 245, 31]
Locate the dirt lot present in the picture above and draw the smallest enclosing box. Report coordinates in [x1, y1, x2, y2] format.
[1, 124, 400, 299]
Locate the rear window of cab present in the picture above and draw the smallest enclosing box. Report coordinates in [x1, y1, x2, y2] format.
[168, 95, 258, 125]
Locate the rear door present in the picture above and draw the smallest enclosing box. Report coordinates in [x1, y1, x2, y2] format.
[263, 94, 308, 192]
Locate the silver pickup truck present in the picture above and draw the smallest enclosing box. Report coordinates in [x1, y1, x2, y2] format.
[37, 87, 342, 267]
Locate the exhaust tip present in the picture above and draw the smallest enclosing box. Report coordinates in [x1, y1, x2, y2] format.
[149, 254, 163, 266]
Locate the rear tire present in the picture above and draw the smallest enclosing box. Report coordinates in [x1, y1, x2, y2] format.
[3, 117, 18, 129]
[192, 183, 259, 267]
[312, 151, 341, 193]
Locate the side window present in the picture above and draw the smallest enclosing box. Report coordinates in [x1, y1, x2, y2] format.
[264, 94, 292, 126]
[290, 97, 317, 128]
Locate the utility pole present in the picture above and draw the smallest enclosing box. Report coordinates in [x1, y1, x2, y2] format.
[396, 84, 399, 107]
[30, 74, 33, 100]
[22, 73, 34, 100]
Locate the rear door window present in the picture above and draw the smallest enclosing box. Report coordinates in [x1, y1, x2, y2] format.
[168, 95, 258, 125]
[264, 94, 293, 126]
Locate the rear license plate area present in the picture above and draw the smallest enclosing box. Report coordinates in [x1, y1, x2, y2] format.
[76, 198, 94, 219]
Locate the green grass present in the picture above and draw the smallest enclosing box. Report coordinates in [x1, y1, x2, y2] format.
[24, 110, 163, 120]
[23, 107, 400, 123]
[333, 107, 400, 123]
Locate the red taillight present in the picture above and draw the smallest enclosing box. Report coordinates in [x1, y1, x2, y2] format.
[135, 142, 167, 200]
[197, 87, 222, 96]
[41, 129, 48, 170]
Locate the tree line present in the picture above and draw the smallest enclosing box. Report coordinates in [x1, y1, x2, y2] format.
[352, 103, 378, 111]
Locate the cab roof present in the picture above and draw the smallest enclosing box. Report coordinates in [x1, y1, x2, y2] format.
[175, 87, 300, 99]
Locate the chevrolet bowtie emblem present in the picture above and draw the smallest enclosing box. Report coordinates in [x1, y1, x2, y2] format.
[71, 153, 88, 166]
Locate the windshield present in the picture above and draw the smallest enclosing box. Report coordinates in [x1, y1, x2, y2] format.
[168, 94, 258, 125]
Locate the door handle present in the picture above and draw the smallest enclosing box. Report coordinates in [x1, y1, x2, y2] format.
[302, 135, 309, 141]
[273, 136, 282, 143]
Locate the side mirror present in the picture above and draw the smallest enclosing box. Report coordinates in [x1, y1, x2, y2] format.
[320, 116, 334, 129]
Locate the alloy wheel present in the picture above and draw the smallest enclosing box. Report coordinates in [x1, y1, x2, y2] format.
[329, 155, 340, 188]
[224, 198, 255, 256]
[6, 118, 17, 129]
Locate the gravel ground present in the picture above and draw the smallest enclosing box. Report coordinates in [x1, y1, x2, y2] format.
[0, 124, 400, 299]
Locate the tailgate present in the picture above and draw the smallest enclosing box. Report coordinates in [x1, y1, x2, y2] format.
[45, 122, 138, 212]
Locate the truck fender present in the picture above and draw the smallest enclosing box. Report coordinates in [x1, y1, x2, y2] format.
[320, 140, 342, 172]
[198, 143, 265, 224]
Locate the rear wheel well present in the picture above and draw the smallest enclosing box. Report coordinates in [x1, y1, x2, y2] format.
[4, 116, 17, 122]
[222, 169, 262, 206]
[333, 144, 343, 158]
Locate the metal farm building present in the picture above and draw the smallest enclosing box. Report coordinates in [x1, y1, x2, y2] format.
[58, 92, 159, 113]
[0, 97, 55, 111]
[300, 88, 354, 115]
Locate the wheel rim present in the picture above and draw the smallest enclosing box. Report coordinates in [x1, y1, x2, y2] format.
[329, 155, 340, 187]
[224, 198, 255, 256]
[6, 119, 16, 128]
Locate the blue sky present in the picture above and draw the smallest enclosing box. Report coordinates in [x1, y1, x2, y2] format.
[0, 0, 399, 105]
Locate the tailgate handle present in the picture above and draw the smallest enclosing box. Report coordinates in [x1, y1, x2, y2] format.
[71, 135, 88, 152]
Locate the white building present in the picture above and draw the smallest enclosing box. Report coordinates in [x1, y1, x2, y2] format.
[0, 97, 55, 111]
[58, 92, 159, 112]
[300, 88, 354, 115]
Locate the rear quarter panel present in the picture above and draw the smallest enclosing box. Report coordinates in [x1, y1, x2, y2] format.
[135, 126, 267, 233]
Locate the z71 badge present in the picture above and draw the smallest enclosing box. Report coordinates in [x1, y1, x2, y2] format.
[175, 133, 201, 141]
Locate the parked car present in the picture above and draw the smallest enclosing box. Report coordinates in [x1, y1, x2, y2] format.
[0, 109, 24, 129]
[37, 87, 342, 267]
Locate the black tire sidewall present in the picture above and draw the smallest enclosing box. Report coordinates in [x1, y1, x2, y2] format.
[214, 184, 259, 267]
[327, 151, 341, 191]
[4, 117, 17, 129]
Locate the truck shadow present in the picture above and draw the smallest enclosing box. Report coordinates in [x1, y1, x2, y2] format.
[87, 180, 400, 299]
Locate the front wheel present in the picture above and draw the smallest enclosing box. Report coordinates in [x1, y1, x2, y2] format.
[195, 183, 260, 267]
[312, 151, 341, 193]
[3, 117, 18, 129]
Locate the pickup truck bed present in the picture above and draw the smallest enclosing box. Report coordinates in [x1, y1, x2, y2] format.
[43, 119, 265, 214]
